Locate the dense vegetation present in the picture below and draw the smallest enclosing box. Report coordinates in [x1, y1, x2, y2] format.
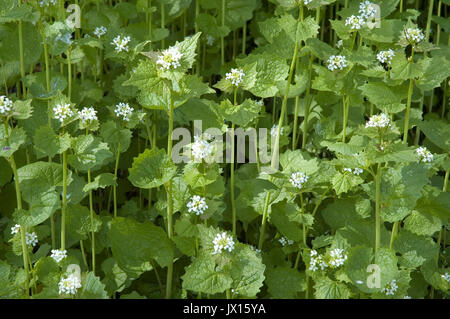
[0, 0, 449, 299]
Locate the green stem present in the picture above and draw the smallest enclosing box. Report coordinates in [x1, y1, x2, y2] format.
[302, 54, 313, 149]
[242, 22, 247, 55]
[342, 95, 349, 142]
[375, 162, 381, 253]
[161, 3, 165, 49]
[292, 96, 299, 150]
[113, 143, 121, 218]
[67, 47, 72, 99]
[403, 77, 414, 144]
[165, 89, 175, 299]
[18, 15, 25, 98]
[220, 0, 225, 65]
[231, 88, 237, 235]
[88, 169, 96, 274]
[61, 150, 68, 251]
[258, 192, 271, 250]
[271, 8, 302, 169]
[389, 222, 398, 250]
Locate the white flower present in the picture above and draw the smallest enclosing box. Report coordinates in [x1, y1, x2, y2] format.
[359, 1, 377, 20]
[356, 280, 364, 285]
[191, 135, 213, 161]
[53, 103, 74, 123]
[403, 295, 412, 299]
[289, 172, 309, 190]
[376, 49, 395, 65]
[212, 232, 235, 255]
[416, 146, 433, 163]
[328, 248, 348, 268]
[156, 46, 183, 70]
[300, 0, 313, 4]
[279, 237, 294, 246]
[93, 26, 107, 38]
[344, 167, 363, 176]
[365, 113, 390, 128]
[39, 0, 57, 7]
[441, 273, 450, 282]
[51, 249, 67, 263]
[336, 40, 343, 48]
[10, 224, 20, 235]
[0, 95, 13, 116]
[58, 273, 82, 295]
[327, 55, 348, 71]
[270, 124, 284, 137]
[404, 28, 425, 45]
[309, 251, 328, 272]
[78, 107, 98, 123]
[225, 68, 245, 86]
[187, 195, 208, 215]
[25, 232, 38, 247]
[345, 15, 366, 30]
[206, 35, 215, 46]
[381, 279, 398, 296]
[114, 102, 134, 121]
[111, 35, 131, 52]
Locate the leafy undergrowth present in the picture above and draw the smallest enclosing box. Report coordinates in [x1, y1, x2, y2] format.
[0, 0, 449, 299]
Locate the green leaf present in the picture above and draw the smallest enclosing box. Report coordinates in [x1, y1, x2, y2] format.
[0, 126, 27, 158]
[417, 120, 450, 152]
[83, 173, 116, 193]
[11, 99, 33, 120]
[128, 148, 176, 189]
[109, 217, 174, 278]
[182, 253, 232, 295]
[33, 126, 71, 159]
[359, 82, 409, 106]
[404, 210, 442, 237]
[416, 56, 450, 91]
[68, 135, 113, 172]
[265, 266, 305, 298]
[393, 230, 439, 268]
[313, 276, 351, 299]
[218, 98, 260, 127]
[270, 201, 302, 242]
[100, 121, 132, 154]
[331, 171, 363, 195]
[80, 272, 108, 299]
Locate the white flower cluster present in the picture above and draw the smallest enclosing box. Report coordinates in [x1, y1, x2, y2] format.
[343, 167, 363, 176]
[309, 250, 328, 272]
[156, 46, 183, 70]
[58, 273, 82, 295]
[309, 249, 348, 272]
[345, 15, 366, 30]
[111, 35, 131, 53]
[365, 113, 390, 128]
[10, 224, 20, 235]
[191, 134, 214, 161]
[212, 232, 235, 255]
[415, 146, 433, 163]
[25, 232, 38, 247]
[51, 249, 67, 263]
[270, 124, 284, 137]
[186, 195, 208, 215]
[404, 28, 425, 45]
[78, 107, 98, 123]
[327, 55, 348, 71]
[377, 49, 395, 65]
[441, 273, 450, 283]
[328, 248, 348, 268]
[53, 103, 74, 123]
[359, 1, 377, 19]
[114, 102, 134, 121]
[0, 95, 13, 116]
[381, 279, 398, 296]
[206, 35, 215, 46]
[225, 68, 245, 86]
[93, 26, 107, 38]
[39, 0, 57, 7]
[279, 237, 294, 247]
[289, 172, 309, 190]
